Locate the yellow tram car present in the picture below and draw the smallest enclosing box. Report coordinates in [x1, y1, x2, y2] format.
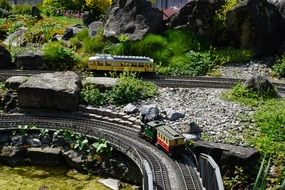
[88, 54, 155, 73]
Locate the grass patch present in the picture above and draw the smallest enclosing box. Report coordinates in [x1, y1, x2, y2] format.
[223, 83, 277, 107]
[80, 72, 158, 106]
[272, 54, 285, 78]
[223, 83, 284, 188]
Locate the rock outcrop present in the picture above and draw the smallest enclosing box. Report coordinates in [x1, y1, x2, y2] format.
[5, 76, 29, 90]
[83, 77, 118, 90]
[17, 71, 81, 111]
[193, 141, 259, 175]
[244, 75, 277, 96]
[169, 0, 222, 41]
[226, 0, 284, 55]
[15, 52, 46, 70]
[103, 0, 164, 40]
[0, 45, 12, 69]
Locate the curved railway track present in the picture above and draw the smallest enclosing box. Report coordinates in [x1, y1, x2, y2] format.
[0, 113, 202, 190]
[2, 69, 283, 189]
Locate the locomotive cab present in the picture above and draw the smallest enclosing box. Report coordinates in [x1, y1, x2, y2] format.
[139, 120, 164, 143]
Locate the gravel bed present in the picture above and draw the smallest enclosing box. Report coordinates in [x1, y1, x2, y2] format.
[105, 60, 285, 146]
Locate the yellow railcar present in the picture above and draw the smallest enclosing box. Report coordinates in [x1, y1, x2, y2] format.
[88, 54, 155, 73]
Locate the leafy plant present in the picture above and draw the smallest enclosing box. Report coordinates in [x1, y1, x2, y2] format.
[253, 155, 272, 190]
[43, 41, 77, 70]
[223, 166, 250, 190]
[92, 138, 112, 155]
[0, 0, 11, 11]
[109, 72, 158, 104]
[211, 47, 253, 65]
[15, 124, 38, 135]
[13, 5, 33, 15]
[272, 54, 285, 78]
[80, 84, 107, 106]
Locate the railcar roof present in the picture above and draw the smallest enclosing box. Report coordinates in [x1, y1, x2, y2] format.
[146, 121, 165, 128]
[89, 54, 153, 62]
[157, 125, 184, 141]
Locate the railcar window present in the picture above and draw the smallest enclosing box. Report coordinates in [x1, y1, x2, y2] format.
[139, 63, 144, 67]
[106, 62, 111, 66]
[98, 62, 104, 66]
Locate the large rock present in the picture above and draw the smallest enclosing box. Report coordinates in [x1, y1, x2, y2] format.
[62, 25, 84, 40]
[15, 52, 47, 70]
[18, 71, 81, 111]
[103, 0, 164, 40]
[0, 45, 12, 69]
[140, 104, 160, 123]
[169, 0, 223, 40]
[123, 103, 138, 114]
[83, 77, 118, 90]
[167, 110, 185, 121]
[225, 0, 284, 55]
[82, 11, 97, 26]
[268, 0, 285, 20]
[244, 75, 277, 96]
[27, 147, 62, 166]
[5, 76, 29, 90]
[193, 141, 259, 175]
[88, 21, 103, 37]
[3, 27, 27, 47]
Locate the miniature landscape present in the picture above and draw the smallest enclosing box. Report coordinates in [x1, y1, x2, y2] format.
[0, 0, 285, 189]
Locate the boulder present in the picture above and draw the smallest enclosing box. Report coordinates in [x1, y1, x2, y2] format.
[0, 146, 26, 165]
[0, 45, 12, 69]
[169, 0, 223, 41]
[17, 71, 81, 111]
[140, 104, 160, 123]
[193, 141, 259, 175]
[5, 76, 29, 90]
[244, 75, 277, 96]
[62, 28, 74, 40]
[27, 147, 62, 166]
[268, 0, 285, 20]
[88, 21, 103, 37]
[83, 77, 118, 90]
[31, 5, 42, 19]
[82, 11, 97, 26]
[123, 103, 138, 114]
[167, 110, 185, 121]
[103, 0, 164, 40]
[178, 121, 202, 134]
[225, 0, 284, 55]
[3, 27, 27, 47]
[15, 51, 47, 70]
[63, 150, 85, 169]
[29, 138, 42, 147]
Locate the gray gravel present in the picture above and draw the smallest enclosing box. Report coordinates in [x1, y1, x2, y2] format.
[105, 60, 285, 146]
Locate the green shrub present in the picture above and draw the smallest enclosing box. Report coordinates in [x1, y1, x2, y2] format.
[0, 0, 11, 11]
[13, 5, 32, 15]
[82, 30, 106, 54]
[109, 72, 158, 105]
[223, 83, 277, 106]
[80, 84, 107, 106]
[43, 41, 77, 70]
[80, 72, 158, 106]
[211, 47, 253, 65]
[159, 51, 213, 76]
[130, 34, 167, 60]
[272, 54, 285, 77]
[166, 29, 208, 54]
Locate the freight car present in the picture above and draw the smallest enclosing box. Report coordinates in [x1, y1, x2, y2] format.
[88, 54, 155, 73]
[139, 120, 185, 155]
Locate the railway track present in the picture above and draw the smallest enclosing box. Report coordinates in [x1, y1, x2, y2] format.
[1, 70, 285, 93]
[0, 113, 202, 190]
